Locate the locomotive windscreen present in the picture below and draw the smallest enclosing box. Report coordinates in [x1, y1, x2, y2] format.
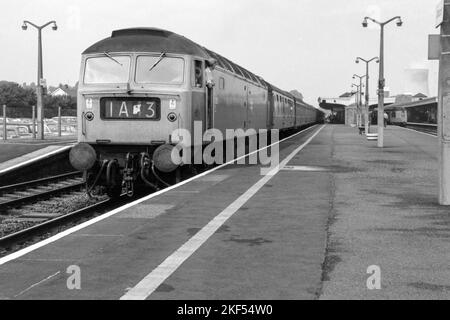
[84, 55, 130, 84]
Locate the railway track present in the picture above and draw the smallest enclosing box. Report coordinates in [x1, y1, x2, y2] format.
[404, 123, 437, 136]
[0, 172, 84, 209]
[0, 172, 111, 249]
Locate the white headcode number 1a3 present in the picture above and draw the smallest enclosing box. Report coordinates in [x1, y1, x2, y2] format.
[146, 102, 156, 118]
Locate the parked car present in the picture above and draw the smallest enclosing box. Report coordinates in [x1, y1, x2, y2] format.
[0, 126, 23, 139]
[47, 123, 77, 136]
[51, 116, 77, 125]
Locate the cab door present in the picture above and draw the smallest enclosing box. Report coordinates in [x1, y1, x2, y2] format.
[267, 89, 274, 129]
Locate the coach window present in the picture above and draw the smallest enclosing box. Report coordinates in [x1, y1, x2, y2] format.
[219, 77, 225, 90]
[194, 60, 203, 88]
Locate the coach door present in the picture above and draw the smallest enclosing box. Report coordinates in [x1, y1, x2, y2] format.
[267, 89, 274, 128]
[244, 85, 250, 129]
[206, 85, 214, 130]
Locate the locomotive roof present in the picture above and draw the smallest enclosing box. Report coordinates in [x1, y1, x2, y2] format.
[82, 28, 210, 57]
[83, 28, 306, 94]
[83, 28, 269, 87]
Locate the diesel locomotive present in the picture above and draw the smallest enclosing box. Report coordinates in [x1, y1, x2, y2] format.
[69, 28, 324, 197]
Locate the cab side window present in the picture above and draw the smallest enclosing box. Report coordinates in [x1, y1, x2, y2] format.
[194, 60, 203, 88]
[219, 77, 225, 90]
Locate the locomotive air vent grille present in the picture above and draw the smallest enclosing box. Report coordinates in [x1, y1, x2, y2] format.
[111, 28, 173, 38]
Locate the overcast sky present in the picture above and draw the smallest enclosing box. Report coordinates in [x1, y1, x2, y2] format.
[0, 0, 440, 106]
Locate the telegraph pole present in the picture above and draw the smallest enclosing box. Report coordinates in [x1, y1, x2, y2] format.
[438, 0, 450, 204]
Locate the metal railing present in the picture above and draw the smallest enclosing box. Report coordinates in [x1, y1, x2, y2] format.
[1, 105, 77, 140]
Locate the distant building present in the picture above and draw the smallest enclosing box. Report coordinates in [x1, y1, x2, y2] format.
[413, 93, 427, 101]
[339, 92, 354, 98]
[49, 87, 69, 97]
[48, 84, 77, 98]
[394, 94, 413, 104]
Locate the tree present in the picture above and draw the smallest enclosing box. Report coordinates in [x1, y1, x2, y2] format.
[0, 81, 77, 118]
[0, 81, 36, 108]
[0, 81, 36, 117]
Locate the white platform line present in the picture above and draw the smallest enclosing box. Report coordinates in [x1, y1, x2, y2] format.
[0, 124, 319, 266]
[281, 165, 329, 172]
[0, 145, 72, 175]
[120, 125, 325, 300]
[13, 271, 61, 298]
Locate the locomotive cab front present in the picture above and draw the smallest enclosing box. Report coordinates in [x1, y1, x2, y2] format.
[70, 28, 210, 197]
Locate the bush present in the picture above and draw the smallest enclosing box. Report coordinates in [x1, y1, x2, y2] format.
[0, 81, 76, 118]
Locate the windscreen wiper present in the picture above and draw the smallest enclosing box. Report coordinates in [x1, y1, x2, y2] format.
[103, 51, 123, 66]
[149, 52, 166, 72]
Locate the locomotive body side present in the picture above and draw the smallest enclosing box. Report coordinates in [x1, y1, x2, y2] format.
[212, 66, 268, 133]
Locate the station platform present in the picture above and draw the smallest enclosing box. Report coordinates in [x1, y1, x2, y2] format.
[0, 125, 448, 300]
[0, 137, 75, 174]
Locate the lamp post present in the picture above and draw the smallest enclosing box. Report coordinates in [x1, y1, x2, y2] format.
[362, 16, 402, 147]
[353, 74, 366, 128]
[351, 83, 362, 127]
[356, 57, 379, 135]
[22, 20, 57, 140]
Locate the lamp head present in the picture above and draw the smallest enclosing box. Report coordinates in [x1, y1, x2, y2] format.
[396, 17, 403, 27]
[355, 58, 359, 64]
[362, 18, 368, 28]
[21, 22, 27, 30]
[52, 22, 58, 31]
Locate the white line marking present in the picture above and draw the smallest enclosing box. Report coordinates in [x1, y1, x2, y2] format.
[0, 140, 76, 146]
[0, 145, 72, 175]
[74, 234, 124, 237]
[13, 271, 61, 298]
[0, 125, 318, 266]
[395, 125, 437, 138]
[171, 190, 200, 193]
[281, 165, 329, 172]
[120, 125, 326, 300]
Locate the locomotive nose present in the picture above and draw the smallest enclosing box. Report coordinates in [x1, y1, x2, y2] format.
[69, 143, 97, 171]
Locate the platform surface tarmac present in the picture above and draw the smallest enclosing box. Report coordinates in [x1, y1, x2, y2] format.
[0, 136, 75, 173]
[0, 125, 449, 300]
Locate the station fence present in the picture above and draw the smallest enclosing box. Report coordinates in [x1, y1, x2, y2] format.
[1, 104, 77, 141]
